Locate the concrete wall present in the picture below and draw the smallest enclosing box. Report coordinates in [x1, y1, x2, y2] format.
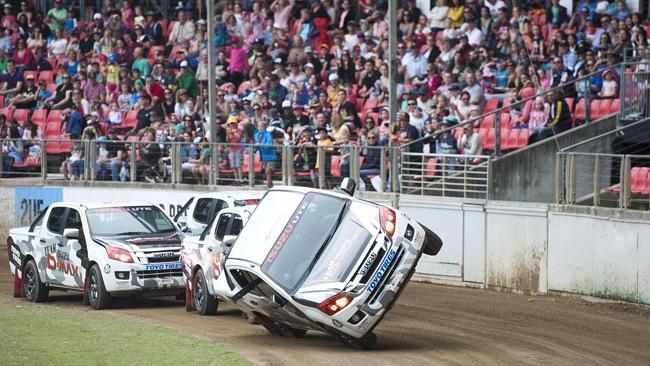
[1, 183, 649, 305]
[492, 116, 617, 203]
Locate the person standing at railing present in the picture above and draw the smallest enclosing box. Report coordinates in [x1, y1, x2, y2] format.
[359, 131, 383, 191]
[254, 120, 277, 188]
[226, 117, 244, 185]
[331, 113, 351, 178]
[458, 123, 482, 157]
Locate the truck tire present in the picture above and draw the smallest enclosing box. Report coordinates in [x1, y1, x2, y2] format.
[339, 331, 377, 350]
[88, 264, 111, 310]
[23, 260, 48, 302]
[193, 270, 218, 315]
[420, 223, 443, 256]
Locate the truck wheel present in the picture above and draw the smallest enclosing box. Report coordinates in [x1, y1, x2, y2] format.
[282, 326, 307, 338]
[88, 264, 111, 310]
[340, 331, 377, 350]
[420, 223, 443, 256]
[193, 270, 217, 315]
[23, 260, 48, 302]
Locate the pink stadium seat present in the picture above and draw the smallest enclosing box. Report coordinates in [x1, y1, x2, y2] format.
[32, 109, 48, 127]
[331, 155, 341, 177]
[12, 109, 29, 126]
[609, 99, 620, 114]
[630, 167, 648, 193]
[38, 71, 54, 84]
[483, 98, 499, 114]
[573, 99, 586, 123]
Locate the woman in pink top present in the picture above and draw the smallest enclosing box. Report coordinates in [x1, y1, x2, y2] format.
[12, 38, 35, 71]
[228, 37, 248, 86]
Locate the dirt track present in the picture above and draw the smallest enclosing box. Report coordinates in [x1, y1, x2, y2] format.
[2, 250, 649, 366]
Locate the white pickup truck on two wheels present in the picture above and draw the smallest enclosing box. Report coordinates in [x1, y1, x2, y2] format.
[7, 202, 186, 309]
[212, 179, 444, 349]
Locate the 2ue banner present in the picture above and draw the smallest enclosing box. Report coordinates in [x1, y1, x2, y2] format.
[14, 187, 63, 227]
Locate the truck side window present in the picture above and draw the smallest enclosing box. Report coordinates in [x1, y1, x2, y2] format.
[46, 207, 67, 234]
[210, 200, 228, 222]
[193, 198, 215, 224]
[214, 213, 232, 241]
[229, 214, 243, 236]
[65, 209, 87, 249]
[29, 208, 48, 233]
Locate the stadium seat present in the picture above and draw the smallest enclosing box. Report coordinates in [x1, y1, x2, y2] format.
[31, 109, 48, 127]
[573, 98, 586, 123]
[0, 108, 13, 122]
[483, 98, 499, 114]
[502, 97, 516, 112]
[121, 110, 139, 130]
[58, 140, 73, 154]
[480, 114, 495, 129]
[478, 128, 488, 147]
[331, 155, 341, 177]
[237, 81, 251, 95]
[641, 170, 650, 195]
[564, 97, 575, 112]
[498, 128, 511, 151]
[126, 135, 141, 142]
[147, 45, 165, 60]
[12, 109, 29, 126]
[630, 167, 648, 194]
[609, 98, 620, 114]
[499, 113, 511, 129]
[363, 98, 378, 112]
[164, 21, 176, 38]
[168, 45, 186, 61]
[47, 57, 57, 70]
[367, 112, 379, 124]
[38, 71, 54, 84]
[484, 128, 495, 151]
[46, 109, 64, 125]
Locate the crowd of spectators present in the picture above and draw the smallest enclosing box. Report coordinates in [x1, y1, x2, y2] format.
[0, 0, 648, 187]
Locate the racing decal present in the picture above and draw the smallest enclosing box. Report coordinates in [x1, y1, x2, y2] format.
[46, 252, 81, 278]
[332, 319, 344, 328]
[367, 249, 396, 293]
[9, 241, 23, 269]
[144, 262, 183, 271]
[263, 199, 310, 265]
[323, 224, 362, 281]
[125, 235, 181, 245]
[357, 317, 370, 330]
[357, 252, 377, 278]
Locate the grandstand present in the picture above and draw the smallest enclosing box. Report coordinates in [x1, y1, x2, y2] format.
[1, 0, 649, 209]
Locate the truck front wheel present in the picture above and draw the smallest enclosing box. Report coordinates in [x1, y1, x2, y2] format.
[23, 260, 48, 302]
[88, 264, 111, 310]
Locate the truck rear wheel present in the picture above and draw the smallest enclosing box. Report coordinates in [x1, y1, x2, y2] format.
[193, 270, 218, 315]
[23, 260, 48, 302]
[88, 264, 111, 310]
[420, 223, 443, 256]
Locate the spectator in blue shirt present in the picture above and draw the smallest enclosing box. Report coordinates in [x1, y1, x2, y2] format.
[254, 120, 277, 188]
[64, 110, 83, 139]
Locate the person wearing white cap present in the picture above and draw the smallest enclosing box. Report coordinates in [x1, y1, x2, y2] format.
[326, 73, 344, 104]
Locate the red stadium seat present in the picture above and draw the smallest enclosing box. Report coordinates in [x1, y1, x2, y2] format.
[483, 98, 499, 114]
[478, 128, 488, 147]
[121, 110, 139, 129]
[46, 83, 57, 94]
[46, 109, 64, 124]
[484, 128, 495, 150]
[515, 129, 530, 149]
[31, 109, 48, 127]
[38, 71, 54, 84]
[498, 128, 511, 151]
[573, 98, 586, 123]
[147, 45, 165, 60]
[630, 167, 648, 194]
[23, 70, 37, 81]
[57, 140, 73, 154]
[12, 109, 29, 126]
[480, 114, 495, 129]
[564, 97, 575, 112]
[164, 21, 176, 38]
[499, 113, 511, 129]
[609, 98, 620, 114]
[331, 155, 341, 177]
[367, 112, 379, 124]
[47, 57, 58, 70]
[363, 98, 378, 112]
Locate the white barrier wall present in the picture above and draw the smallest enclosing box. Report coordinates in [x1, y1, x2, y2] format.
[548, 212, 650, 303]
[2, 185, 649, 304]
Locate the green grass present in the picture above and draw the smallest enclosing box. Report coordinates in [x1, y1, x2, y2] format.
[0, 297, 250, 366]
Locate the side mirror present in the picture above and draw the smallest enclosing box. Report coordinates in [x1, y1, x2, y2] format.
[63, 228, 80, 240]
[338, 177, 356, 196]
[223, 235, 237, 247]
[177, 217, 188, 232]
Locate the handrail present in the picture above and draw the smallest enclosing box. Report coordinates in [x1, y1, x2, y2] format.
[401, 61, 626, 154]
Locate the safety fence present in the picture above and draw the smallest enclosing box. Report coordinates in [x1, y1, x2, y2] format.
[556, 151, 650, 210]
[0, 138, 493, 198]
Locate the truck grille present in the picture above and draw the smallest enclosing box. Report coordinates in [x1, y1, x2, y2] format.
[366, 246, 404, 304]
[136, 269, 184, 279]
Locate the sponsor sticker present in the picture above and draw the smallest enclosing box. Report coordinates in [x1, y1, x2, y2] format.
[357, 252, 377, 277]
[332, 319, 344, 328]
[144, 262, 183, 271]
[367, 249, 396, 293]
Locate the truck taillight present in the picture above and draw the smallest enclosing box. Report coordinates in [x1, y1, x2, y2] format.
[379, 206, 396, 237]
[317, 293, 352, 316]
[106, 246, 133, 263]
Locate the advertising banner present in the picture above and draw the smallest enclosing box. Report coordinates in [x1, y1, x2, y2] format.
[14, 187, 63, 227]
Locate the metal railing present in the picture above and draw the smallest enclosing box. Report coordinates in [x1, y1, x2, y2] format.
[402, 62, 625, 156]
[0, 137, 493, 198]
[556, 151, 650, 210]
[620, 61, 650, 121]
[400, 153, 491, 199]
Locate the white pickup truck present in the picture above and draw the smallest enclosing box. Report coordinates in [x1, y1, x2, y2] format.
[7, 201, 186, 310]
[181, 207, 254, 315]
[173, 191, 263, 235]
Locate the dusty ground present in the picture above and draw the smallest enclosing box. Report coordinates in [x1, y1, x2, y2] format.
[2, 250, 648, 366]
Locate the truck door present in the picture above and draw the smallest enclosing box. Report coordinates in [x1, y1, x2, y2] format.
[58, 208, 87, 288]
[41, 207, 67, 285]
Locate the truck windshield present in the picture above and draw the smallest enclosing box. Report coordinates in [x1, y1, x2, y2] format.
[261, 193, 349, 293]
[86, 206, 176, 236]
